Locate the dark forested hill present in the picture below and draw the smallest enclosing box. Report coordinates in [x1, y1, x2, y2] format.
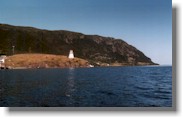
[0, 23, 157, 66]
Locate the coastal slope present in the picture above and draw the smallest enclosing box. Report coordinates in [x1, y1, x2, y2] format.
[0, 23, 158, 66]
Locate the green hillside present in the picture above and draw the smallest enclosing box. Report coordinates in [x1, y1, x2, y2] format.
[0, 23, 158, 66]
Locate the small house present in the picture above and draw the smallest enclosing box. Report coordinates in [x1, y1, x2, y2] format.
[0, 55, 6, 67]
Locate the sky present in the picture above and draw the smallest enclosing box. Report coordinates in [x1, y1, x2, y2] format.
[0, 0, 172, 65]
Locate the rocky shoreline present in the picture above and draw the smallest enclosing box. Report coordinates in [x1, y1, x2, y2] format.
[1, 53, 158, 70]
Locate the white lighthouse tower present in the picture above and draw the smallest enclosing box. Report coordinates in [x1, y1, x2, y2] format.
[68, 50, 74, 59]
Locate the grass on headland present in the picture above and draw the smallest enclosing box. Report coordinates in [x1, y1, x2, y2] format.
[5, 53, 89, 69]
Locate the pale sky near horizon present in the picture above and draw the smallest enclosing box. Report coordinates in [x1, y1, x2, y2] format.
[0, 0, 172, 65]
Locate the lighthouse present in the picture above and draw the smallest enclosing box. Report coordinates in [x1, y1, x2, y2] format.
[68, 50, 74, 59]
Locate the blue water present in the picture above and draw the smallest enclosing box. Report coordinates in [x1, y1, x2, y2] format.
[0, 66, 172, 107]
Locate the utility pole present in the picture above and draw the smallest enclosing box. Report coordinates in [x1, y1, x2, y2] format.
[12, 46, 15, 55]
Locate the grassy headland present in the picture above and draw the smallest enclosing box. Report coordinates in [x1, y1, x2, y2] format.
[5, 54, 89, 69]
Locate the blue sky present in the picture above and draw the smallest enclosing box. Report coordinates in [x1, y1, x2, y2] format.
[0, 0, 172, 65]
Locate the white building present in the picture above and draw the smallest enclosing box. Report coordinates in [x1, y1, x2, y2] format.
[68, 50, 74, 59]
[0, 55, 6, 67]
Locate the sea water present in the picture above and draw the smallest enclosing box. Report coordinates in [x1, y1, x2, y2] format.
[0, 66, 172, 107]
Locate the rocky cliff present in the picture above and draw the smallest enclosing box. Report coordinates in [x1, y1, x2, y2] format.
[0, 23, 158, 66]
